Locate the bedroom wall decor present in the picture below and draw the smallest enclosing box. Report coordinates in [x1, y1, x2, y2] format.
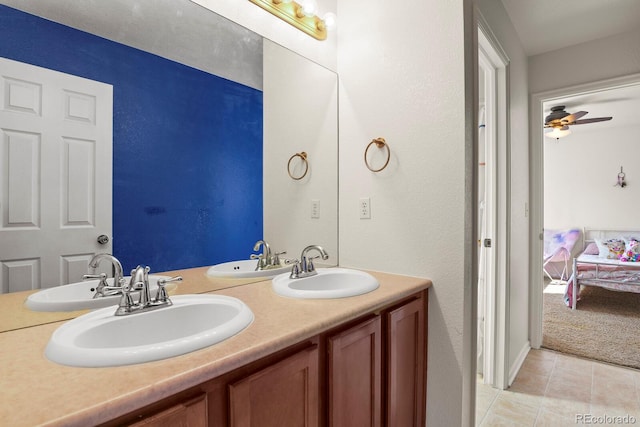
[615, 166, 627, 188]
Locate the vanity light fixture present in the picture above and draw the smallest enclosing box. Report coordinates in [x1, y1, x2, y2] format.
[249, 0, 335, 40]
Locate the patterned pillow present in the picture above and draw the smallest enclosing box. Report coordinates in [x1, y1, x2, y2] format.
[595, 238, 625, 259]
[621, 238, 640, 262]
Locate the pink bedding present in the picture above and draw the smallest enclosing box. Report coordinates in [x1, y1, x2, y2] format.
[564, 253, 640, 307]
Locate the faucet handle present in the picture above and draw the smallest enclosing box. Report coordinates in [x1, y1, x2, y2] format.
[83, 273, 107, 281]
[272, 251, 286, 265]
[289, 259, 301, 279]
[155, 276, 182, 303]
[306, 256, 318, 273]
[251, 253, 268, 270]
[159, 276, 183, 284]
[83, 273, 110, 298]
[114, 285, 136, 316]
[306, 254, 326, 272]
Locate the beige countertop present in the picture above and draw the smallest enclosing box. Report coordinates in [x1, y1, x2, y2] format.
[0, 267, 430, 427]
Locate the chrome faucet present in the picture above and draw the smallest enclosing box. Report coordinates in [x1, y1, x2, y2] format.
[115, 265, 182, 316]
[84, 253, 125, 298]
[251, 240, 288, 270]
[290, 245, 329, 279]
[251, 240, 272, 270]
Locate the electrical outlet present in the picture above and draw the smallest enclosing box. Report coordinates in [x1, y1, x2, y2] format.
[359, 197, 371, 219]
[311, 199, 320, 219]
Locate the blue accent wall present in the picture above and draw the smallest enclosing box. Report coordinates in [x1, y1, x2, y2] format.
[0, 5, 263, 272]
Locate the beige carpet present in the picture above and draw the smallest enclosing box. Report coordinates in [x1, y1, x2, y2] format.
[543, 285, 640, 370]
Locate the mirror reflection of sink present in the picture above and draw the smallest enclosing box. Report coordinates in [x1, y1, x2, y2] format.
[206, 259, 291, 279]
[45, 294, 254, 367]
[24, 275, 174, 312]
[272, 268, 379, 299]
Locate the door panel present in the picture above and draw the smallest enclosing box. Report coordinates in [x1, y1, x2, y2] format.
[0, 57, 112, 292]
[228, 345, 319, 427]
[328, 316, 382, 427]
[386, 297, 426, 427]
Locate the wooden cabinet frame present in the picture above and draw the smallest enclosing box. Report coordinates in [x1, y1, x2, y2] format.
[99, 290, 427, 427]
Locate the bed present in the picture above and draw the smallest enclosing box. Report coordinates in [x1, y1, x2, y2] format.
[565, 228, 640, 310]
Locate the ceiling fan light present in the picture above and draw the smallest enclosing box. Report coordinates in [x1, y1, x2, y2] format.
[545, 127, 572, 139]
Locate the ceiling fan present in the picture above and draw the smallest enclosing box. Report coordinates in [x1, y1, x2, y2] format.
[544, 105, 612, 138]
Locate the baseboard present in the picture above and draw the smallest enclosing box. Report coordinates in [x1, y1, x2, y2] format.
[508, 340, 531, 386]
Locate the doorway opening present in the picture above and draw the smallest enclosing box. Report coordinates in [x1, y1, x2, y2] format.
[530, 73, 640, 349]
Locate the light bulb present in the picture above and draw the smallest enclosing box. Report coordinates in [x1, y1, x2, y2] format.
[301, 0, 317, 17]
[544, 127, 571, 139]
[322, 12, 337, 29]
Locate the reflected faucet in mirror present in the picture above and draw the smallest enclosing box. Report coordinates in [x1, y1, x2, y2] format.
[251, 240, 289, 271]
[84, 253, 125, 298]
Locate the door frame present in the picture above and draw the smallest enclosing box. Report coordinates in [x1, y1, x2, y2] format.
[529, 72, 640, 348]
[477, 16, 510, 390]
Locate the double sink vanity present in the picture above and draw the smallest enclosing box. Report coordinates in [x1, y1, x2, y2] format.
[0, 248, 430, 426]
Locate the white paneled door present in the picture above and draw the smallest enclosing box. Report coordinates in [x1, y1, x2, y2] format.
[0, 58, 113, 293]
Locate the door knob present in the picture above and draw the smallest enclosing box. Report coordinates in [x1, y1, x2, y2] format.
[97, 234, 110, 245]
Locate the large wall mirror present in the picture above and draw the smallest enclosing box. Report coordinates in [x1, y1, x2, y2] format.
[0, 0, 338, 331]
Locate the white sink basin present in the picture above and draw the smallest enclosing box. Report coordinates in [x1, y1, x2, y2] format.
[25, 275, 174, 312]
[45, 294, 254, 367]
[272, 268, 379, 299]
[206, 259, 291, 279]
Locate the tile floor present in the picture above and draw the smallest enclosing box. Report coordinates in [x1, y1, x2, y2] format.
[476, 349, 640, 426]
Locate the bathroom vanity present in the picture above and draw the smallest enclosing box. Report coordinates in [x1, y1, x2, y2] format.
[0, 268, 430, 426]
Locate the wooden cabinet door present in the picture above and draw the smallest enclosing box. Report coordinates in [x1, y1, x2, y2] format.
[385, 295, 426, 427]
[328, 316, 382, 427]
[228, 344, 319, 427]
[128, 394, 207, 427]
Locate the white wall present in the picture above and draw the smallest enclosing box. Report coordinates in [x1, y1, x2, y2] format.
[477, 0, 531, 383]
[337, 0, 473, 425]
[529, 28, 640, 95]
[263, 39, 339, 264]
[545, 123, 640, 229]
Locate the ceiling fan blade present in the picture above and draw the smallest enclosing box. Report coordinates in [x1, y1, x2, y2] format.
[561, 111, 588, 124]
[573, 117, 613, 125]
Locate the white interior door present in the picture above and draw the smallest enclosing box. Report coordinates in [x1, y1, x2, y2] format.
[477, 21, 510, 389]
[477, 48, 497, 382]
[0, 58, 113, 293]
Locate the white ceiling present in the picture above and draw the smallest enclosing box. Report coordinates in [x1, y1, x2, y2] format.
[500, 0, 640, 132]
[2, 0, 639, 131]
[500, 0, 640, 57]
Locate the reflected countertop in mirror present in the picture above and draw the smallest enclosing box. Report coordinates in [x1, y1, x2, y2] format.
[0, 267, 282, 333]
